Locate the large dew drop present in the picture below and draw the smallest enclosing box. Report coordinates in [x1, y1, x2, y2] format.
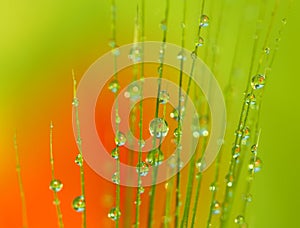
[108, 207, 121, 221]
[149, 118, 169, 139]
[200, 15, 209, 27]
[72, 196, 86, 212]
[251, 74, 265, 90]
[49, 179, 63, 192]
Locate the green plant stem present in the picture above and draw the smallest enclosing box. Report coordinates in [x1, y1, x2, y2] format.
[72, 74, 87, 228]
[14, 133, 28, 228]
[147, 0, 169, 227]
[49, 122, 64, 228]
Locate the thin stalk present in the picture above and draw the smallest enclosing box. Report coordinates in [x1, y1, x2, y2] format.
[174, 1, 187, 227]
[49, 122, 64, 228]
[72, 72, 87, 228]
[147, 0, 170, 227]
[14, 133, 29, 228]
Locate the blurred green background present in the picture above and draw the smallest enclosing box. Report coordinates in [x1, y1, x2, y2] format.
[0, 0, 299, 227]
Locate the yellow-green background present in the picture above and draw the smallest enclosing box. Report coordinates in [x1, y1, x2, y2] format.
[0, 0, 299, 227]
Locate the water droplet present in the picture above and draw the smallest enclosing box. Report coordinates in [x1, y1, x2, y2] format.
[124, 82, 142, 101]
[226, 174, 234, 188]
[248, 157, 262, 173]
[108, 207, 121, 221]
[108, 79, 120, 93]
[245, 93, 256, 105]
[159, 90, 170, 104]
[129, 46, 142, 63]
[49, 179, 63, 192]
[212, 201, 222, 215]
[235, 215, 245, 225]
[169, 153, 183, 169]
[138, 186, 145, 194]
[232, 145, 240, 159]
[134, 200, 141, 206]
[115, 115, 121, 124]
[195, 37, 204, 47]
[191, 51, 197, 60]
[149, 118, 169, 138]
[75, 154, 83, 166]
[209, 183, 217, 192]
[112, 46, 120, 56]
[177, 51, 186, 61]
[115, 132, 126, 146]
[108, 39, 116, 48]
[251, 144, 258, 155]
[200, 15, 209, 27]
[244, 193, 253, 202]
[173, 128, 182, 138]
[136, 162, 149, 176]
[138, 139, 145, 148]
[111, 147, 119, 160]
[251, 74, 266, 90]
[243, 127, 250, 140]
[146, 148, 164, 166]
[112, 172, 120, 184]
[196, 158, 206, 172]
[160, 20, 167, 31]
[72, 98, 79, 107]
[282, 18, 287, 25]
[170, 107, 184, 121]
[264, 47, 270, 55]
[72, 196, 86, 212]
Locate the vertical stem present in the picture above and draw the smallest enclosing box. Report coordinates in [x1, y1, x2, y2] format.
[72, 73, 87, 228]
[49, 122, 64, 228]
[14, 133, 29, 228]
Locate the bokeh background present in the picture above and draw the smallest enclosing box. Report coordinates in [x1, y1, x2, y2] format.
[0, 0, 299, 227]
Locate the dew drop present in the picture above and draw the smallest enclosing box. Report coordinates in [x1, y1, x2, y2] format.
[111, 147, 119, 160]
[248, 157, 262, 173]
[169, 153, 183, 169]
[136, 162, 149, 176]
[108, 207, 121, 221]
[75, 154, 83, 166]
[112, 46, 120, 56]
[129, 46, 142, 63]
[251, 74, 266, 90]
[177, 51, 186, 61]
[209, 183, 217, 192]
[232, 145, 240, 159]
[282, 18, 287, 25]
[195, 37, 204, 47]
[111, 172, 120, 184]
[72, 98, 79, 107]
[251, 144, 258, 155]
[115, 132, 126, 146]
[108, 39, 116, 48]
[173, 128, 182, 138]
[191, 51, 197, 60]
[124, 82, 142, 101]
[234, 215, 245, 225]
[149, 118, 169, 138]
[196, 158, 206, 172]
[146, 148, 164, 166]
[245, 93, 256, 105]
[159, 90, 170, 104]
[72, 196, 86, 212]
[49, 179, 63, 192]
[226, 174, 234, 188]
[200, 15, 209, 27]
[264, 47, 270, 55]
[244, 193, 253, 202]
[108, 79, 120, 93]
[212, 201, 222, 215]
[138, 139, 145, 148]
[160, 20, 167, 31]
[138, 186, 145, 194]
[243, 127, 250, 140]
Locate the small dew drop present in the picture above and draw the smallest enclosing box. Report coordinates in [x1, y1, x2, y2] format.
[234, 215, 245, 225]
[200, 15, 209, 27]
[196, 158, 206, 172]
[72, 196, 86, 212]
[124, 82, 142, 101]
[108, 80, 120, 93]
[146, 148, 164, 166]
[75, 154, 83, 166]
[251, 74, 266, 90]
[138, 186, 145, 194]
[108, 39, 116, 48]
[251, 144, 258, 155]
[264, 47, 271, 55]
[115, 132, 127, 146]
[159, 90, 170, 104]
[177, 51, 187, 61]
[244, 193, 253, 202]
[248, 157, 262, 173]
[160, 20, 167, 31]
[49, 179, 63, 192]
[243, 127, 251, 140]
[111, 147, 119, 160]
[149, 118, 169, 138]
[212, 201, 222, 215]
[209, 183, 217, 192]
[169, 154, 183, 169]
[136, 162, 149, 176]
[108, 207, 121, 221]
[282, 18, 287, 25]
[226, 174, 234, 188]
[128, 46, 142, 63]
[111, 172, 120, 184]
[232, 145, 240, 159]
[138, 139, 145, 148]
[72, 98, 79, 107]
[173, 128, 182, 138]
[112, 46, 120, 56]
[245, 93, 256, 105]
[195, 37, 204, 47]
